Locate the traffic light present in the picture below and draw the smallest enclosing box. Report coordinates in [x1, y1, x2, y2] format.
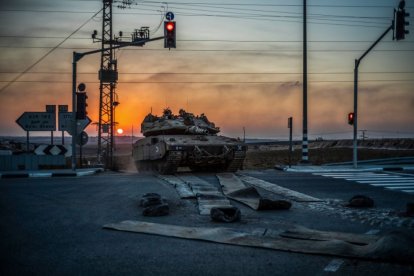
[164, 21, 176, 49]
[348, 112, 354, 125]
[395, 0, 410, 40]
[76, 92, 88, 120]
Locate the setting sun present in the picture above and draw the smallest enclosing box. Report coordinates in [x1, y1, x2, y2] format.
[117, 128, 123, 135]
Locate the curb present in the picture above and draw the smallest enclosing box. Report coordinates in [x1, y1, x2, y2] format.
[0, 168, 104, 179]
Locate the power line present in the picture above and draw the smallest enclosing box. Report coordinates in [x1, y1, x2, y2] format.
[0, 8, 393, 28]
[1, 71, 413, 75]
[0, 8, 102, 94]
[135, 3, 390, 22]
[1, 80, 413, 84]
[3, 36, 414, 44]
[1, 45, 413, 52]
[125, 1, 412, 9]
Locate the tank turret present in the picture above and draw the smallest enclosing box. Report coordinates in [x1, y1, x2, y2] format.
[141, 108, 220, 136]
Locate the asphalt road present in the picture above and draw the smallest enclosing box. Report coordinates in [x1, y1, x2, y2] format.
[1, 170, 413, 275]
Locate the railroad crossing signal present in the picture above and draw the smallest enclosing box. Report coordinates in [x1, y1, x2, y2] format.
[164, 21, 176, 49]
[395, 0, 410, 40]
[348, 112, 354, 125]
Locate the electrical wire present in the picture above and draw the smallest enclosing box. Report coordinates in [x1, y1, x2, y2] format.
[4, 36, 414, 44]
[1, 71, 413, 75]
[1, 80, 413, 84]
[1, 45, 413, 52]
[0, 7, 395, 29]
[0, 8, 103, 94]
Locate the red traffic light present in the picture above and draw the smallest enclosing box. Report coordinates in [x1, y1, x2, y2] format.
[164, 21, 176, 49]
[348, 112, 354, 125]
[166, 21, 175, 32]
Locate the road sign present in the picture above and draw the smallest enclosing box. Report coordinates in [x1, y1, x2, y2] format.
[77, 131, 89, 146]
[166, 11, 174, 21]
[58, 105, 68, 113]
[34, 144, 71, 157]
[46, 105, 56, 113]
[16, 112, 56, 131]
[59, 112, 91, 135]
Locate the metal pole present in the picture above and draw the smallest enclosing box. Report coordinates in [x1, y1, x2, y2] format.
[71, 52, 77, 171]
[26, 131, 29, 152]
[80, 143, 83, 168]
[288, 117, 293, 168]
[353, 59, 359, 168]
[62, 131, 64, 145]
[352, 25, 392, 169]
[51, 131, 54, 145]
[302, 0, 309, 163]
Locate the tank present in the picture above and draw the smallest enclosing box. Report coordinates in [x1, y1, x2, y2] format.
[133, 108, 247, 174]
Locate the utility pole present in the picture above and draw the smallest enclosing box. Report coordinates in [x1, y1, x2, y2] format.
[94, 0, 157, 169]
[97, 0, 117, 169]
[302, 0, 309, 163]
[288, 117, 293, 168]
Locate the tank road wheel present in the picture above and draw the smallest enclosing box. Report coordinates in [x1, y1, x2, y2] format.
[154, 151, 182, 175]
[225, 151, 246, 172]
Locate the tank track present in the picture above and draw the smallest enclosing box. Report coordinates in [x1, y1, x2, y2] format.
[135, 151, 182, 174]
[225, 151, 246, 172]
[157, 151, 182, 174]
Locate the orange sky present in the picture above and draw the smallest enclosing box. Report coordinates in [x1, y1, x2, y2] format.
[0, 0, 413, 139]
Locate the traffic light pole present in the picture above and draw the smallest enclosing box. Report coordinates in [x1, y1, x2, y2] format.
[353, 24, 393, 169]
[70, 36, 163, 170]
[302, 0, 309, 163]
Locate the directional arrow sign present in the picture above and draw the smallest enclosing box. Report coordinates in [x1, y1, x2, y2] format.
[35, 144, 71, 157]
[16, 112, 56, 131]
[59, 112, 91, 135]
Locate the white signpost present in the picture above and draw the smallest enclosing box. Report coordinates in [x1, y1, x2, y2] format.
[16, 112, 56, 131]
[58, 112, 91, 135]
[16, 106, 57, 151]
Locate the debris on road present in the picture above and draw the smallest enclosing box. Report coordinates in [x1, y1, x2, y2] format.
[140, 193, 169, 216]
[257, 199, 291, 210]
[238, 174, 322, 202]
[103, 220, 414, 264]
[164, 174, 233, 215]
[217, 173, 292, 210]
[210, 206, 241, 223]
[157, 175, 195, 199]
[345, 195, 375, 208]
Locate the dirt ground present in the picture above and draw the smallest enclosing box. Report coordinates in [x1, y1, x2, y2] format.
[245, 139, 414, 169]
[244, 147, 414, 169]
[78, 139, 414, 171]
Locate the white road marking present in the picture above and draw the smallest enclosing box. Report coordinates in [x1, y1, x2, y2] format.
[343, 176, 402, 180]
[324, 259, 344, 272]
[357, 180, 414, 183]
[385, 186, 414, 190]
[368, 183, 414, 186]
[365, 229, 380, 235]
[315, 172, 414, 194]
